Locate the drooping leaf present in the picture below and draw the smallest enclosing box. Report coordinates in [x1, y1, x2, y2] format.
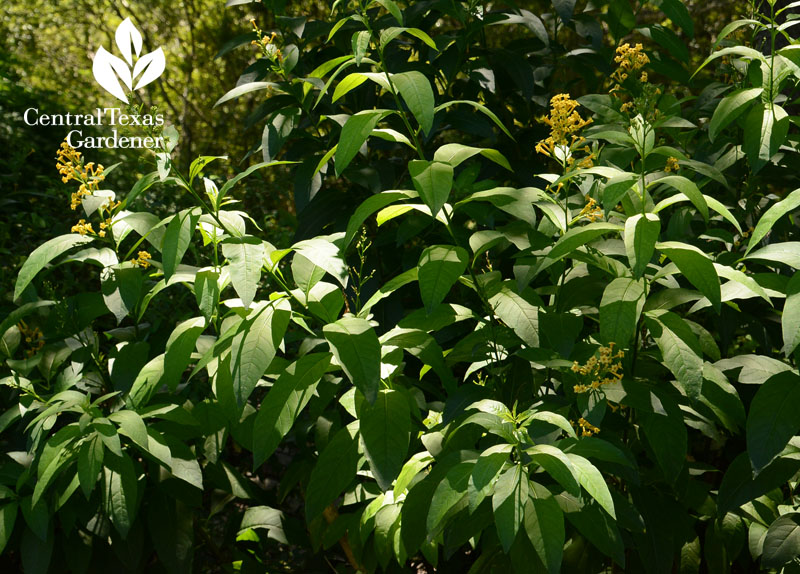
[746, 370, 800, 472]
[222, 236, 265, 309]
[323, 317, 381, 403]
[392, 71, 435, 135]
[305, 423, 361, 521]
[358, 389, 411, 491]
[418, 245, 468, 314]
[525, 484, 565, 574]
[761, 513, 800, 569]
[643, 310, 704, 399]
[624, 213, 660, 278]
[14, 234, 94, 300]
[599, 278, 646, 347]
[408, 160, 454, 218]
[656, 241, 721, 312]
[492, 465, 529, 552]
[335, 109, 393, 175]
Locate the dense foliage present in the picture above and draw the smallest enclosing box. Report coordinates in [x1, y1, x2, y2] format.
[3, 0, 800, 572]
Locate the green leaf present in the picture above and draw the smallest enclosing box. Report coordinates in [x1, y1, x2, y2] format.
[163, 317, 205, 389]
[743, 103, 790, 168]
[493, 465, 529, 552]
[525, 486, 565, 574]
[427, 461, 473, 533]
[417, 245, 468, 313]
[709, 87, 762, 142]
[77, 435, 104, 498]
[651, 175, 709, 221]
[602, 172, 638, 211]
[527, 445, 580, 497]
[189, 155, 227, 184]
[0, 502, 17, 555]
[359, 268, 419, 316]
[293, 235, 349, 288]
[660, 0, 694, 36]
[433, 143, 512, 171]
[253, 353, 332, 467]
[358, 389, 411, 491]
[376, 0, 403, 24]
[230, 300, 292, 407]
[747, 371, 800, 472]
[489, 285, 541, 347]
[324, 317, 381, 403]
[123, 171, 160, 208]
[565, 453, 616, 518]
[644, 310, 704, 399]
[305, 423, 361, 521]
[409, 160, 454, 218]
[556, 492, 625, 566]
[392, 71, 435, 135]
[746, 187, 800, 255]
[222, 236, 265, 309]
[552, 0, 577, 23]
[600, 278, 646, 347]
[718, 452, 800, 515]
[335, 109, 393, 176]
[195, 268, 220, 323]
[468, 444, 512, 511]
[351, 30, 370, 65]
[656, 241, 721, 312]
[218, 160, 294, 205]
[14, 234, 94, 300]
[108, 410, 149, 449]
[783, 273, 800, 356]
[624, 213, 660, 278]
[394, 451, 434, 498]
[745, 242, 800, 268]
[548, 222, 623, 262]
[434, 99, 514, 139]
[762, 513, 800, 569]
[214, 81, 277, 107]
[332, 72, 369, 102]
[345, 190, 416, 247]
[103, 452, 139, 539]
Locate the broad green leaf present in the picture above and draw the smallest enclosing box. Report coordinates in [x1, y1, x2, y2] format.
[252, 355, 332, 466]
[393, 71, 435, 135]
[305, 423, 361, 521]
[77, 435, 104, 498]
[527, 445, 580, 496]
[709, 87, 762, 142]
[525, 486, 565, 574]
[218, 160, 294, 205]
[651, 175, 709, 221]
[492, 465, 529, 552]
[556, 492, 625, 566]
[408, 160, 454, 218]
[602, 172, 639, 211]
[490, 285, 540, 347]
[214, 81, 276, 107]
[565, 454, 616, 518]
[746, 187, 800, 255]
[743, 104, 789, 169]
[127, 354, 165, 407]
[394, 452, 434, 498]
[433, 143, 512, 171]
[547, 222, 623, 262]
[189, 155, 227, 184]
[427, 461, 473, 533]
[718, 452, 800, 515]
[14, 234, 94, 300]
[195, 268, 220, 323]
[376, 0, 403, 24]
[230, 300, 292, 407]
[335, 109, 393, 176]
[660, 0, 694, 36]
[624, 213, 660, 279]
[783, 273, 800, 356]
[108, 410, 148, 449]
[332, 72, 369, 102]
[762, 513, 800, 569]
[163, 317, 205, 389]
[600, 278, 646, 347]
[359, 268, 419, 316]
[0, 502, 17, 555]
[644, 310, 704, 399]
[418, 245, 468, 313]
[693, 46, 766, 78]
[293, 235, 349, 287]
[351, 30, 370, 65]
[103, 452, 139, 539]
[746, 371, 800, 472]
[656, 241, 721, 312]
[468, 444, 512, 511]
[345, 190, 416, 247]
[358, 389, 411, 491]
[324, 317, 381, 403]
[745, 242, 800, 268]
[222, 236, 265, 309]
[434, 99, 514, 139]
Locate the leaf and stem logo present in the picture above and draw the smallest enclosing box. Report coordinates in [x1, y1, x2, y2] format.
[92, 18, 165, 103]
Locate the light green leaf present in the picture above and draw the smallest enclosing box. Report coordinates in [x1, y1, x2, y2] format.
[489, 285, 540, 347]
[252, 353, 332, 467]
[525, 485, 565, 574]
[77, 435, 104, 498]
[222, 236, 265, 309]
[745, 242, 800, 268]
[783, 273, 800, 356]
[433, 143, 512, 171]
[359, 268, 418, 317]
[600, 278, 646, 347]
[762, 513, 800, 569]
[324, 317, 381, 403]
[527, 445, 580, 497]
[293, 235, 349, 287]
[468, 444, 512, 512]
[14, 234, 94, 300]
[394, 452, 434, 498]
[335, 109, 393, 176]
[564, 453, 616, 518]
[408, 160, 454, 218]
[746, 187, 800, 255]
[392, 71, 435, 135]
[747, 371, 800, 472]
[651, 175, 709, 221]
[657, 241, 721, 312]
[418, 245, 468, 314]
[548, 222, 623, 262]
[709, 87, 762, 142]
[214, 82, 277, 107]
[103, 452, 139, 539]
[345, 190, 416, 247]
[624, 213, 660, 278]
[493, 465, 529, 552]
[358, 389, 411, 491]
[644, 310, 704, 399]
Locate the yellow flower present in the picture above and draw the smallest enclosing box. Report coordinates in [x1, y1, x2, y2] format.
[611, 43, 650, 85]
[577, 418, 600, 437]
[71, 219, 94, 235]
[665, 156, 680, 172]
[56, 139, 105, 209]
[131, 250, 152, 269]
[572, 343, 625, 394]
[578, 196, 603, 222]
[536, 94, 592, 160]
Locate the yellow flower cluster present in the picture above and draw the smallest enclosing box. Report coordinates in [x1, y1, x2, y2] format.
[611, 43, 650, 85]
[56, 141, 105, 210]
[578, 196, 603, 222]
[535, 94, 592, 158]
[664, 156, 680, 172]
[17, 320, 44, 358]
[571, 343, 625, 393]
[250, 19, 283, 62]
[131, 250, 152, 269]
[71, 219, 94, 236]
[576, 417, 600, 437]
